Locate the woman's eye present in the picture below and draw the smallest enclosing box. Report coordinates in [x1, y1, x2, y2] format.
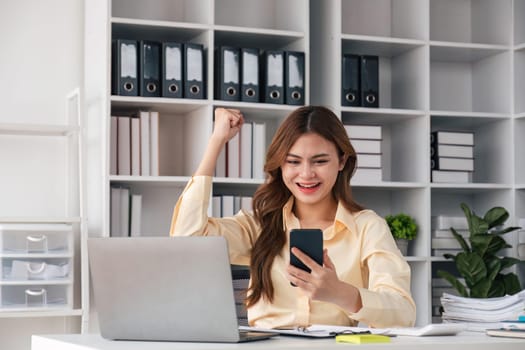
[314, 159, 329, 164]
[286, 160, 300, 165]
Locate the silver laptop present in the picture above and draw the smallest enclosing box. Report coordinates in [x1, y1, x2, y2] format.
[88, 236, 277, 343]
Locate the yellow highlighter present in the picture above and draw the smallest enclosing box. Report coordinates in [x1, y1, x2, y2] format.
[335, 334, 391, 344]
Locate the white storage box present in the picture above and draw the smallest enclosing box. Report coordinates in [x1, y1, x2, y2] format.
[2, 258, 70, 281]
[0, 284, 71, 310]
[0, 223, 73, 254]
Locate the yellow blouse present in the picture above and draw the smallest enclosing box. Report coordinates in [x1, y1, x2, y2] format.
[170, 176, 416, 328]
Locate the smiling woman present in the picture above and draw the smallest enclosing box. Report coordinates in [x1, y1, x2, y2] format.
[170, 105, 416, 329]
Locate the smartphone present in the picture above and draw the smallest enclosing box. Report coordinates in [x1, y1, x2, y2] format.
[289, 228, 323, 273]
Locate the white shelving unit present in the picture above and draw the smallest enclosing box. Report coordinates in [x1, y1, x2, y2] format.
[85, 0, 309, 237]
[0, 89, 88, 330]
[311, 0, 524, 325]
[85, 0, 524, 328]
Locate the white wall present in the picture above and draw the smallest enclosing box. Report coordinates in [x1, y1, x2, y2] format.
[0, 1, 84, 349]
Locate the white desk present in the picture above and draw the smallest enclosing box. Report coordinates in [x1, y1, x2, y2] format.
[32, 332, 524, 350]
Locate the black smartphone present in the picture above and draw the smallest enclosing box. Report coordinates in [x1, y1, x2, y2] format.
[289, 228, 323, 273]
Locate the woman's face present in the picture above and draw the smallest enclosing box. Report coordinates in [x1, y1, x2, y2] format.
[281, 132, 344, 207]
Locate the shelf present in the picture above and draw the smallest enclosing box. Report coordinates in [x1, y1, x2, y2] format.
[430, 41, 509, 62]
[341, 0, 427, 40]
[111, 0, 211, 24]
[0, 279, 73, 286]
[429, 0, 512, 46]
[111, 96, 209, 114]
[0, 308, 83, 318]
[214, 0, 307, 33]
[0, 217, 81, 224]
[341, 35, 426, 57]
[0, 124, 78, 137]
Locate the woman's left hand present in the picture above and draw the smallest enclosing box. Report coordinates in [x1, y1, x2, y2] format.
[287, 248, 363, 312]
[287, 248, 341, 301]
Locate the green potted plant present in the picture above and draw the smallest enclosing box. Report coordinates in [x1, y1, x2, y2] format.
[437, 203, 522, 298]
[385, 213, 418, 255]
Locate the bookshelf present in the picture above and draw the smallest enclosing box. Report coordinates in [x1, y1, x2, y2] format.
[85, 0, 524, 328]
[0, 90, 88, 330]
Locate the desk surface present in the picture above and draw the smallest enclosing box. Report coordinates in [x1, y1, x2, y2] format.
[32, 332, 524, 350]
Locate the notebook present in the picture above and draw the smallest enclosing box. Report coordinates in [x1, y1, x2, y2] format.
[88, 236, 277, 343]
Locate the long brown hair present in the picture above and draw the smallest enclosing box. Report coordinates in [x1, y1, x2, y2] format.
[246, 105, 364, 307]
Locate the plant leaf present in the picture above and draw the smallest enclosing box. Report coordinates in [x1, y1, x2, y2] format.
[460, 203, 488, 235]
[500, 256, 521, 270]
[485, 258, 501, 282]
[456, 252, 486, 287]
[487, 279, 506, 298]
[483, 207, 509, 229]
[469, 234, 492, 256]
[470, 278, 491, 298]
[470, 235, 508, 257]
[502, 273, 522, 295]
[437, 270, 468, 297]
[489, 226, 521, 235]
[450, 227, 470, 252]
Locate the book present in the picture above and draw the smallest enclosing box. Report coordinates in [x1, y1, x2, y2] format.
[431, 216, 468, 230]
[110, 116, 118, 175]
[431, 156, 474, 171]
[344, 124, 382, 140]
[431, 131, 474, 146]
[139, 111, 150, 176]
[486, 328, 525, 339]
[335, 334, 391, 344]
[252, 122, 266, 179]
[110, 187, 121, 237]
[240, 122, 253, 179]
[431, 143, 474, 159]
[352, 167, 382, 183]
[129, 194, 142, 237]
[501, 320, 525, 330]
[215, 145, 226, 177]
[357, 153, 382, 168]
[432, 237, 462, 249]
[149, 111, 160, 176]
[431, 170, 472, 183]
[227, 133, 240, 178]
[130, 116, 141, 176]
[117, 116, 131, 175]
[352, 139, 381, 154]
[432, 229, 469, 238]
[212, 196, 222, 217]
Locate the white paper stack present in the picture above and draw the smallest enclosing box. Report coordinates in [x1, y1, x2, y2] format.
[440, 290, 525, 331]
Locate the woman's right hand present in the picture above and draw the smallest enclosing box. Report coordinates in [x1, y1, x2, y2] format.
[193, 108, 244, 176]
[212, 108, 244, 145]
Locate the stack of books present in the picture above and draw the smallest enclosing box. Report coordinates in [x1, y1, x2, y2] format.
[212, 195, 253, 217]
[111, 111, 160, 176]
[215, 121, 266, 180]
[431, 131, 474, 183]
[440, 290, 525, 331]
[431, 215, 468, 257]
[344, 124, 382, 182]
[486, 317, 525, 338]
[231, 266, 250, 327]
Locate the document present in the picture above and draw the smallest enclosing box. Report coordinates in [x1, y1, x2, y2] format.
[240, 322, 466, 338]
[239, 325, 387, 338]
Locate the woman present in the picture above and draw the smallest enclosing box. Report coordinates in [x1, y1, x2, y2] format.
[170, 105, 416, 329]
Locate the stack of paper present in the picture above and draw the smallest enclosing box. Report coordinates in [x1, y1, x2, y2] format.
[440, 290, 525, 331]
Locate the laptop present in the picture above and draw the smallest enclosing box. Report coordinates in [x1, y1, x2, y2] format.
[88, 236, 277, 343]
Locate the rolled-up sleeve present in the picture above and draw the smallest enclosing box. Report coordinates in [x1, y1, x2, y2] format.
[347, 213, 416, 328]
[169, 176, 260, 265]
